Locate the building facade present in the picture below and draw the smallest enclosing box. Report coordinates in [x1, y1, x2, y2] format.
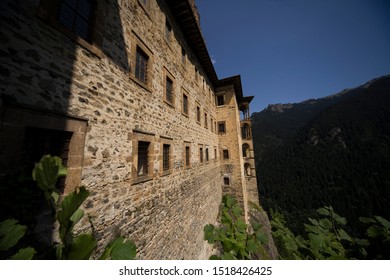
[0, 0, 259, 259]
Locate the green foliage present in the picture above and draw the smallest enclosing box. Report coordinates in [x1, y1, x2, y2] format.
[271, 206, 390, 259]
[360, 216, 390, 259]
[204, 195, 269, 260]
[0, 219, 36, 260]
[1, 155, 136, 260]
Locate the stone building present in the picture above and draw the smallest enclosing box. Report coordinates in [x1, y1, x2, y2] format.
[0, 0, 259, 259]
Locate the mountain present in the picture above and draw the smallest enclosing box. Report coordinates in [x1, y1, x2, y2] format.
[252, 75, 390, 240]
[251, 82, 369, 160]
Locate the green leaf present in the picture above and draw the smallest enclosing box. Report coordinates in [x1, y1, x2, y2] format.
[223, 195, 236, 208]
[9, 247, 36, 260]
[236, 219, 247, 233]
[0, 219, 27, 251]
[252, 222, 263, 231]
[57, 187, 90, 242]
[359, 217, 375, 224]
[32, 155, 66, 194]
[255, 231, 268, 244]
[232, 205, 243, 218]
[221, 252, 236, 260]
[246, 238, 258, 253]
[319, 218, 332, 230]
[375, 216, 390, 229]
[66, 234, 97, 260]
[100, 237, 137, 260]
[317, 207, 330, 216]
[367, 226, 383, 239]
[203, 224, 216, 243]
[209, 255, 220, 260]
[338, 229, 352, 242]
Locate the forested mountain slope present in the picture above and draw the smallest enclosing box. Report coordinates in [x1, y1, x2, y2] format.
[252, 75, 390, 236]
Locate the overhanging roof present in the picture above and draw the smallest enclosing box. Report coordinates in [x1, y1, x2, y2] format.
[166, 0, 218, 85]
[166, 0, 253, 104]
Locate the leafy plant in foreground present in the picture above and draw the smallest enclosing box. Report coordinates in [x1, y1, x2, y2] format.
[1, 155, 136, 260]
[204, 195, 268, 260]
[270, 206, 388, 260]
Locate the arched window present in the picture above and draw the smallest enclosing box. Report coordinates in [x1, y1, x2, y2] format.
[244, 163, 252, 176]
[242, 144, 250, 158]
[241, 124, 251, 139]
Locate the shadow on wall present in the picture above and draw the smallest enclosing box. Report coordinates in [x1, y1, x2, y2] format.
[0, 0, 128, 258]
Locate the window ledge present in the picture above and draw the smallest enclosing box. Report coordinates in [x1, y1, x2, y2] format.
[46, 20, 103, 59]
[132, 175, 153, 185]
[130, 75, 152, 93]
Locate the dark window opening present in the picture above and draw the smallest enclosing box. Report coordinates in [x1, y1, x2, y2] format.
[218, 122, 226, 133]
[197, 106, 201, 123]
[182, 94, 188, 115]
[199, 147, 203, 163]
[22, 127, 73, 191]
[185, 146, 190, 167]
[224, 177, 230, 185]
[223, 149, 229, 160]
[166, 77, 173, 104]
[135, 47, 149, 83]
[137, 141, 149, 177]
[58, 0, 95, 42]
[217, 95, 224, 106]
[163, 144, 170, 171]
[205, 148, 209, 162]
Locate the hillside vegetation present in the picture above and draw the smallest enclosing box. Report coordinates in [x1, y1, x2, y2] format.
[252, 75, 390, 258]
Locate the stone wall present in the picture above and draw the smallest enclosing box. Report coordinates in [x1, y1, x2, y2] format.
[0, 0, 223, 259]
[216, 84, 249, 220]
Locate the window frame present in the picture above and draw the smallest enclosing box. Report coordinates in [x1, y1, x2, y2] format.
[196, 105, 201, 124]
[130, 131, 155, 184]
[218, 121, 226, 134]
[216, 94, 225, 106]
[223, 149, 230, 160]
[184, 142, 191, 169]
[182, 90, 189, 117]
[130, 32, 154, 91]
[37, 0, 102, 57]
[160, 137, 173, 176]
[164, 68, 175, 107]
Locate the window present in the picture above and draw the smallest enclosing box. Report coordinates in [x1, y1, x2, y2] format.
[163, 144, 170, 171]
[199, 147, 203, 163]
[181, 47, 186, 65]
[57, 0, 95, 42]
[242, 123, 251, 139]
[218, 122, 226, 133]
[137, 141, 150, 177]
[165, 19, 172, 43]
[23, 127, 73, 191]
[242, 144, 250, 158]
[135, 47, 149, 83]
[0, 105, 87, 194]
[223, 149, 229, 160]
[223, 177, 230, 186]
[165, 76, 174, 105]
[217, 94, 225, 106]
[196, 106, 201, 123]
[204, 113, 208, 128]
[182, 93, 189, 116]
[185, 146, 191, 168]
[210, 118, 214, 132]
[205, 148, 209, 162]
[245, 163, 252, 176]
[214, 147, 217, 160]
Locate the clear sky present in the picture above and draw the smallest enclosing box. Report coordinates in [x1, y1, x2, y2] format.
[196, 0, 390, 113]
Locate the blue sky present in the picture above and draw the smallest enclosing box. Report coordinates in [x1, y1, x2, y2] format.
[196, 0, 390, 113]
